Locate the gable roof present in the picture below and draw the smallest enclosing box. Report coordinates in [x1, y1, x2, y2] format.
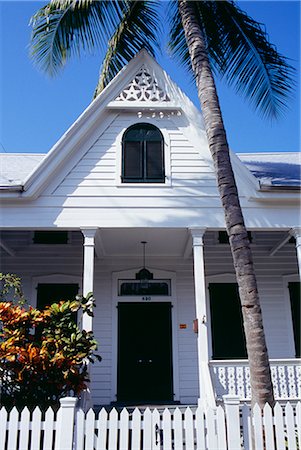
[0, 50, 298, 198]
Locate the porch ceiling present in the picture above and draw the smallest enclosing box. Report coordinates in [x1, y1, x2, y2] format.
[97, 228, 190, 257]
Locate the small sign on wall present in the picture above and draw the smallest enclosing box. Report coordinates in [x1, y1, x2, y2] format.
[193, 319, 198, 334]
[179, 324, 187, 329]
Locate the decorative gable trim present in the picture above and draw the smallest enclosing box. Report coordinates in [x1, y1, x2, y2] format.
[115, 65, 170, 103]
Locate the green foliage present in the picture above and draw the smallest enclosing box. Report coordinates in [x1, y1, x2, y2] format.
[29, 0, 295, 119]
[0, 273, 26, 305]
[0, 274, 101, 408]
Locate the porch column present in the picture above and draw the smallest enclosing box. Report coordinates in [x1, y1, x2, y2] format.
[290, 227, 301, 280]
[190, 228, 215, 407]
[81, 228, 97, 331]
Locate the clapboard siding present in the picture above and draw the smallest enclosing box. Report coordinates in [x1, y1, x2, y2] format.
[0, 230, 298, 405]
[51, 113, 218, 203]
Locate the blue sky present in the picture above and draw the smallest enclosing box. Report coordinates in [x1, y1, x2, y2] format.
[0, 1, 300, 154]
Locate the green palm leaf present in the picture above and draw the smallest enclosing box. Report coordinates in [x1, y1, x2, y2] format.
[94, 0, 160, 97]
[30, 0, 127, 76]
[168, 0, 295, 119]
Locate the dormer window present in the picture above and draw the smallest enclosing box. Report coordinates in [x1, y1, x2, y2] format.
[122, 123, 165, 183]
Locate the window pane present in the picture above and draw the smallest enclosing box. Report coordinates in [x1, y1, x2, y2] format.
[146, 141, 164, 180]
[119, 280, 170, 296]
[125, 125, 161, 142]
[123, 141, 142, 179]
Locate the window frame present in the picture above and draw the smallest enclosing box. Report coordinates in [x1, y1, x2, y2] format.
[121, 123, 165, 184]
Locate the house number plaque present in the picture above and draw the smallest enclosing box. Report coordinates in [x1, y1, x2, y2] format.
[142, 296, 151, 301]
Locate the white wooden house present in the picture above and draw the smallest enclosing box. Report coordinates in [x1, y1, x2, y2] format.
[0, 50, 300, 408]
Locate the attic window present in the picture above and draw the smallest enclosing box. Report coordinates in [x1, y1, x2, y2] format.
[122, 123, 165, 183]
[33, 231, 68, 244]
[218, 231, 252, 244]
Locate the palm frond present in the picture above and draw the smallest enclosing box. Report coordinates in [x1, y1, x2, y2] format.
[94, 0, 161, 97]
[30, 0, 127, 76]
[167, 0, 192, 75]
[207, 1, 295, 119]
[168, 0, 295, 119]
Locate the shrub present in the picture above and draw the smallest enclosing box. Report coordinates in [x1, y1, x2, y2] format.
[0, 274, 101, 408]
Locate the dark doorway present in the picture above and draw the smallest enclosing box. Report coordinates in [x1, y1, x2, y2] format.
[288, 282, 300, 357]
[117, 302, 173, 403]
[209, 283, 247, 359]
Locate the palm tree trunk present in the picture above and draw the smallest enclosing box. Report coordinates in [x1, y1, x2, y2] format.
[178, 0, 274, 408]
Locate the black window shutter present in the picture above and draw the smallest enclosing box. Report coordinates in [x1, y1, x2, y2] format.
[123, 141, 142, 180]
[209, 283, 247, 359]
[122, 123, 164, 183]
[146, 141, 164, 180]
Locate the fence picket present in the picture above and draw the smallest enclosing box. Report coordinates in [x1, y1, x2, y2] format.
[7, 407, 19, 450]
[85, 409, 96, 450]
[96, 409, 108, 450]
[173, 408, 184, 450]
[274, 402, 285, 450]
[143, 408, 152, 450]
[206, 408, 217, 450]
[262, 403, 275, 450]
[296, 403, 301, 450]
[108, 408, 118, 450]
[31, 407, 42, 450]
[195, 407, 205, 450]
[43, 407, 55, 450]
[119, 408, 129, 450]
[162, 409, 172, 449]
[241, 404, 251, 450]
[132, 408, 142, 450]
[19, 407, 30, 450]
[216, 406, 227, 450]
[152, 409, 161, 450]
[184, 408, 194, 450]
[0, 408, 8, 450]
[284, 403, 297, 450]
[253, 404, 264, 450]
[75, 409, 85, 450]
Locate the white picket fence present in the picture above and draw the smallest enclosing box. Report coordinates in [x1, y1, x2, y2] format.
[0, 397, 300, 450]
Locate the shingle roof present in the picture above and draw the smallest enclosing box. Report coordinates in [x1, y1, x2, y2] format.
[0, 154, 45, 186]
[238, 152, 301, 187]
[1, 152, 300, 189]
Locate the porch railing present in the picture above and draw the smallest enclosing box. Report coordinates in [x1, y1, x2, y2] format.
[210, 358, 301, 401]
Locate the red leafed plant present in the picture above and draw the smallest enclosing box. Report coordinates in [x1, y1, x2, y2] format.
[0, 273, 101, 408]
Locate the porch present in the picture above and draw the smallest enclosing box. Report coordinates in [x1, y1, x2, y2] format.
[0, 227, 300, 407]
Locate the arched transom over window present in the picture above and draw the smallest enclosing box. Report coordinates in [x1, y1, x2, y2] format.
[122, 123, 165, 183]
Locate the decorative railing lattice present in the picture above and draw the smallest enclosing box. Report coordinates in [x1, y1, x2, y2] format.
[210, 358, 301, 401]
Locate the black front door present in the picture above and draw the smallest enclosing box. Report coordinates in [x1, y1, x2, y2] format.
[117, 302, 173, 403]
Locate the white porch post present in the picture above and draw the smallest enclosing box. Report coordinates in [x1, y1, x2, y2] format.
[79, 228, 97, 410]
[81, 228, 97, 331]
[290, 227, 301, 280]
[190, 228, 216, 407]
